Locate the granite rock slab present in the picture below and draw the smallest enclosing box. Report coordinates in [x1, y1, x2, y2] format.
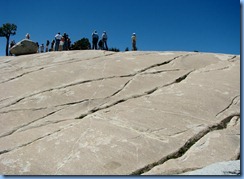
[0, 51, 240, 175]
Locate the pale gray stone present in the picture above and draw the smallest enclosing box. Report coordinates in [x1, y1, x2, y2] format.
[10, 39, 38, 56]
[0, 51, 240, 175]
[181, 160, 240, 175]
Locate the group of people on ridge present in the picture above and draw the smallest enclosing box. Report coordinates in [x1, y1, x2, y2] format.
[54, 32, 71, 51]
[91, 30, 108, 50]
[9, 31, 137, 55]
[91, 30, 137, 51]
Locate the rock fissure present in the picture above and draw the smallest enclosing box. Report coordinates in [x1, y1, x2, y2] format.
[76, 70, 193, 119]
[0, 128, 63, 156]
[0, 55, 187, 111]
[130, 113, 240, 175]
[0, 67, 45, 84]
[201, 66, 230, 73]
[0, 107, 47, 114]
[136, 55, 185, 74]
[216, 95, 240, 117]
[0, 51, 239, 175]
[0, 108, 64, 139]
[143, 69, 181, 75]
[228, 55, 237, 62]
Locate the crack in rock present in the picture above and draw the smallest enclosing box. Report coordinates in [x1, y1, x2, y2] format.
[228, 56, 237, 62]
[0, 107, 47, 114]
[76, 70, 194, 120]
[0, 108, 64, 139]
[216, 95, 240, 117]
[130, 113, 240, 175]
[142, 69, 181, 75]
[0, 54, 188, 111]
[0, 69, 194, 155]
[0, 128, 63, 155]
[0, 67, 45, 84]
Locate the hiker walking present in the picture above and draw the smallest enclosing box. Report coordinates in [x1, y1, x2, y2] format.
[92, 30, 99, 50]
[55, 32, 62, 51]
[102, 31, 108, 50]
[131, 33, 137, 51]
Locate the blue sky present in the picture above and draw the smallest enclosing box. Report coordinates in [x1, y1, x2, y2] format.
[0, 0, 241, 56]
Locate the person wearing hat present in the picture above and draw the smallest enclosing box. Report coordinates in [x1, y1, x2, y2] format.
[131, 33, 137, 51]
[102, 31, 108, 50]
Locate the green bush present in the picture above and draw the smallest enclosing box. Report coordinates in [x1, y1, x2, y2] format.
[71, 38, 91, 50]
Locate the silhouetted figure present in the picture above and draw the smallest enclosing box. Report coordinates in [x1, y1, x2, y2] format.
[131, 33, 137, 51]
[92, 30, 99, 50]
[36, 42, 39, 52]
[46, 40, 50, 52]
[63, 32, 68, 50]
[9, 40, 15, 56]
[67, 38, 71, 50]
[51, 40, 55, 51]
[98, 40, 103, 50]
[26, 33, 30, 39]
[102, 31, 108, 50]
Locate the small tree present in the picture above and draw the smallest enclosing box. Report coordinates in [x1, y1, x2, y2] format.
[71, 38, 91, 50]
[0, 23, 17, 56]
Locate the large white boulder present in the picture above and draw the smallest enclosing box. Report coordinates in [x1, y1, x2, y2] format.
[10, 39, 38, 56]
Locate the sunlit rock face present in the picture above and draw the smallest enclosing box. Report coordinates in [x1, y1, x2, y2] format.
[0, 50, 240, 175]
[10, 39, 38, 56]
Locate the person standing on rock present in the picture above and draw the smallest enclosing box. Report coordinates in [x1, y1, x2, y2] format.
[9, 40, 15, 56]
[40, 44, 44, 53]
[55, 32, 62, 51]
[36, 42, 39, 53]
[62, 33, 68, 51]
[92, 30, 99, 50]
[26, 33, 30, 39]
[46, 40, 50, 52]
[131, 33, 137, 51]
[102, 31, 108, 50]
[51, 40, 55, 51]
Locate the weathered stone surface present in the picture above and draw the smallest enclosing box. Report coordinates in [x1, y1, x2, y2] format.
[181, 160, 240, 175]
[10, 39, 38, 56]
[0, 51, 240, 175]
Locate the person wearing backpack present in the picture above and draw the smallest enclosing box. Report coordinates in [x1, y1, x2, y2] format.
[92, 30, 99, 50]
[102, 31, 108, 50]
[98, 39, 103, 50]
[46, 40, 50, 52]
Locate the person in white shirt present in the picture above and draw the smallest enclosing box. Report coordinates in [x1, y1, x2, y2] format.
[102, 31, 108, 50]
[40, 44, 44, 53]
[26, 33, 30, 39]
[55, 32, 62, 51]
